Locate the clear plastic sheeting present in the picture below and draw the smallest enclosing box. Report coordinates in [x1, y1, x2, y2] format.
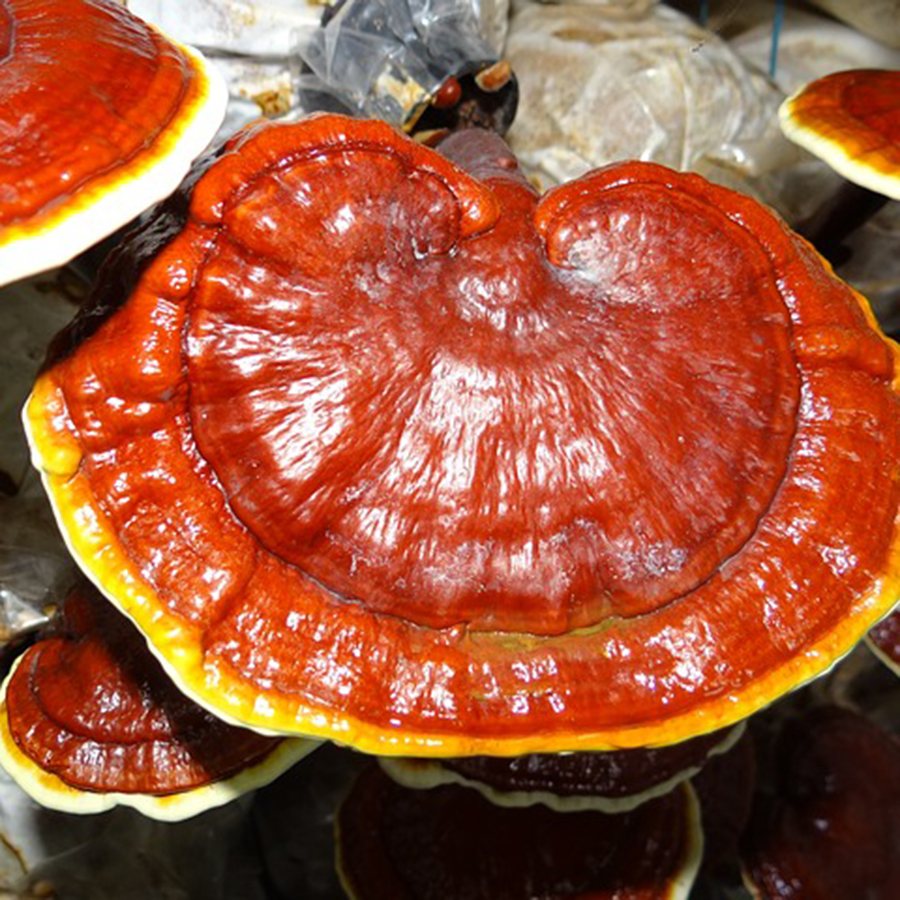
[807, 0, 900, 49]
[123, 0, 324, 58]
[124, 0, 510, 131]
[731, 6, 900, 97]
[0, 277, 81, 644]
[837, 203, 900, 339]
[475, 0, 510, 53]
[0, 767, 265, 900]
[294, 0, 504, 124]
[0, 278, 77, 493]
[727, 7, 900, 328]
[505, 2, 788, 188]
[123, 0, 324, 125]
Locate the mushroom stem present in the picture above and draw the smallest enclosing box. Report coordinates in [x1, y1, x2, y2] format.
[436, 127, 532, 189]
[795, 180, 889, 266]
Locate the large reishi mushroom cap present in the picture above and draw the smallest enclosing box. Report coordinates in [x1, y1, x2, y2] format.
[779, 69, 900, 201]
[25, 114, 900, 754]
[0, 583, 316, 820]
[0, 0, 227, 287]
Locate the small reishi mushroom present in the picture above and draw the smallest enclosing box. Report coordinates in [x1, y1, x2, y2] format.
[379, 724, 744, 813]
[22, 113, 900, 755]
[0, 582, 316, 820]
[741, 706, 900, 899]
[0, 0, 227, 288]
[779, 69, 900, 259]
[336, 763, 703, 900]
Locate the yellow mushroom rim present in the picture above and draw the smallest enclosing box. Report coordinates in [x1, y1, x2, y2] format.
[779, 69, 900, 201]
[0, 0, 227, 287]
[22, 114, 900, 756]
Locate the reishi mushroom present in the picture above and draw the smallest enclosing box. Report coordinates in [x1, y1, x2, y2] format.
[22, 113, 900, 755]
[0, 581, 316, 820]
[779, 69, 900, 200]
[779, 69, 900, 259]
[741, 706, 900, 899]
[780, 68, 900, 665]
[379, 724, 744, 813]
[336, 763, 702, 900]
[0, 0, 227, 287]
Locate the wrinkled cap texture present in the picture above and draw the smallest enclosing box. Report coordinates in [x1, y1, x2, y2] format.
[0, 583, 315, 820]
[780, 69, 900, 201]
[0, 0, 226, 287]
[25, 113, 900, 755]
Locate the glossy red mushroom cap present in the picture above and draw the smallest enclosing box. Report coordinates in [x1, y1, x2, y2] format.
[779, 69, 900, 200]
[24, 114, 900, 755]
[0, 0, 226, 287]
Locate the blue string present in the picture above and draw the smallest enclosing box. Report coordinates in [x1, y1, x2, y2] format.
[769, 0, 785, 80]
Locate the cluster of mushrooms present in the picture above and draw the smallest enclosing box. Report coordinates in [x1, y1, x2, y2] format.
[3, 0, 900, 896]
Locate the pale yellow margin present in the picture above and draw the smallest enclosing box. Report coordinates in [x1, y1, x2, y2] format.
[378, 722, 744, 815]
[779, 94, 900, 201]
[0, 656, 320, 822]
[334, 780, 703, 899]
[0, 38, 228, 288]
[672, 785, 705, 900]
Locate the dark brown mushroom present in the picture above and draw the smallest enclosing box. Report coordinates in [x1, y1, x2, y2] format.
[380, 724, 744, 813]
[691, 726, 757, 879]
[336, 762, 702, 899]
[868, 609, 900, 677]
[741, 705, 900, 899]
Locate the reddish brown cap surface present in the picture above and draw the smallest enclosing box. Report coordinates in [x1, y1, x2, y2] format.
[336, 763, 701, 900]
[0, 0, 226, 286]
[780, 69, 900, 200]
[0, 583, 316, 820]
[24, 114, 900, 755]
[742, 706, 900, 899]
